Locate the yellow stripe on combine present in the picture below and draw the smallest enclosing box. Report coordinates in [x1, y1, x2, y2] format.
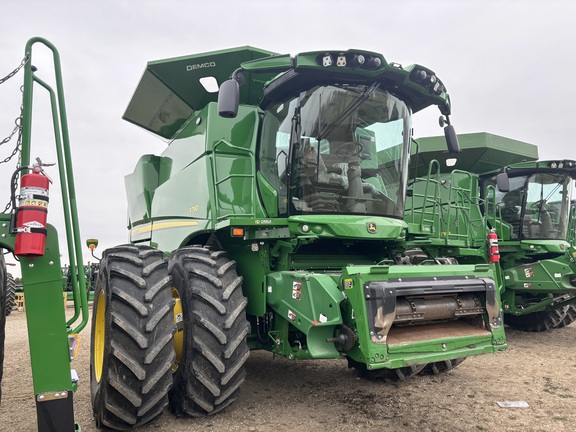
[131, 220, 199, 237]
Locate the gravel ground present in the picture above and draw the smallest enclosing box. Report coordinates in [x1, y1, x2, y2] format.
[0, 307, 575, 432]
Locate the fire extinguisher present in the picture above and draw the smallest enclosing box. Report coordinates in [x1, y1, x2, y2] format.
[487, 228, 500, 263]
[11, 162, 51, 257]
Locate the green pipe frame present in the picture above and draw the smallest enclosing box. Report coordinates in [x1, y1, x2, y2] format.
[20, 36, 89, 334]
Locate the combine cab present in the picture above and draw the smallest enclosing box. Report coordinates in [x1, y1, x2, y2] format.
[90, 48, 507, 429]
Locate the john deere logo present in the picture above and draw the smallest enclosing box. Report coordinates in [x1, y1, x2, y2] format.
[367, 222, 378, 233]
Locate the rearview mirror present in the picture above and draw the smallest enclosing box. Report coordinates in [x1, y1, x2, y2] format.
[496, 172, 510, 192]
[444, 124, 460, 154]
[218, 79, 240, 118]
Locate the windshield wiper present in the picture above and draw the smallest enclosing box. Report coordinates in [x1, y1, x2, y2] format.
[317, 81, 380, 142]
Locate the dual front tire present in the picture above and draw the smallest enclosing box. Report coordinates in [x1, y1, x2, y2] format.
[90, 244, 249, 429]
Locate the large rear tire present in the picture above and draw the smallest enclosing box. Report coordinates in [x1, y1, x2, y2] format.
[4, 273, 15, 316]
[90, 245, 175, 430]
[0, 253, 6, 403]
[505, 307, 568, 332]
[168, 246, 250, 417]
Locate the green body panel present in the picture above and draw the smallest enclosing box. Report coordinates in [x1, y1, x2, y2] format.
[503, 257, 576, 294]
[287, 215, 407, 240]
[266, 272, 343, 358]
[127, 104, 267, 248]
[0, 221, 74, 394]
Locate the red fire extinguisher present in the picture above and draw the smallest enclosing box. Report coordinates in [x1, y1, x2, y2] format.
[13, 164, 50, 257]
[487, 228, 500, 263]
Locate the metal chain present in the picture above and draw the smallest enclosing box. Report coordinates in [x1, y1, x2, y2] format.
[0, 56, 28, 213]
[0, 56, 28, 85]
[1, 106, 24, 214]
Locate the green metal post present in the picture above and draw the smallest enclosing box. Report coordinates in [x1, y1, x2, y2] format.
[0, 36, 89, 431]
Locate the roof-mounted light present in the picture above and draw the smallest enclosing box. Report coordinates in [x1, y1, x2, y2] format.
[315, 52, 383, 70]
[352, 54, 365, 67]
[412, 69, 427, 82]
[547, 160, 576, 169]
[365, 56, 382, 70]
[410, 68, 445, 95]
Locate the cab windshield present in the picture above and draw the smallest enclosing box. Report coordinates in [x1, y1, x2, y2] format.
[494, 173, 573, 240]
[259, 84, 411, 218]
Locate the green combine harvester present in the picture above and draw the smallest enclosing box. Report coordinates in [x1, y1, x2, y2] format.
[410, 132, 576, 331]
[90, 47, 507, 429]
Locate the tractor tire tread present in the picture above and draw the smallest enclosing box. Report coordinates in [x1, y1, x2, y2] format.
[91, 244, 174, 430]
[420, 358, 467, 375]
[555, 304, 576, 328]
[169, 246, 249, 417]
[505, 307, 568, 332]
[4, 274, 15, 316]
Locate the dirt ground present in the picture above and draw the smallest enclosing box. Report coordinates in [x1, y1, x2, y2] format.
[0, 307, 575, 432]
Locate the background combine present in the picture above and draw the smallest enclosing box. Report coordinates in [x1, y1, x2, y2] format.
[409, 132, 576, 332]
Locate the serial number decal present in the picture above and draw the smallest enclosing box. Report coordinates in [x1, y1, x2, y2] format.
[255, 219, 273, 224]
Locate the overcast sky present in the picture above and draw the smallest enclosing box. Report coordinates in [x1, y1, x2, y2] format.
[1, 0, 575, 275]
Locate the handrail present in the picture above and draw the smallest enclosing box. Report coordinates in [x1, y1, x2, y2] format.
[212, 139, 256, 220]
[445, 169, 474, 245]
[22, 37, 88, 334]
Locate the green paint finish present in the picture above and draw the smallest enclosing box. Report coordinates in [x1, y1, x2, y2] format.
[225, 240, 269, 316]
[126, 104, 267, 238]
[503, 258, 576, 293]
[267, 272, 343, 358]
[256, 171, 280, 216]
[20, 225, 73, 394]
[288, 215, 406, 240]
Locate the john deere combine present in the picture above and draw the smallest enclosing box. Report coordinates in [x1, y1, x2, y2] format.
[411, 133, 576, 332]
[90, 47, 507, 429]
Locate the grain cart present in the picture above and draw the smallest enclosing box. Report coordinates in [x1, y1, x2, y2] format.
[90, 47, 507, 430]
[0, 37, 89, 431]
[410, 133, 576, 331]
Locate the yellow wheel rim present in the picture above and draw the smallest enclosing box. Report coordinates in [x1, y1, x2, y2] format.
[172, 288, 183, 373]
[94, 290, 106, 382]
